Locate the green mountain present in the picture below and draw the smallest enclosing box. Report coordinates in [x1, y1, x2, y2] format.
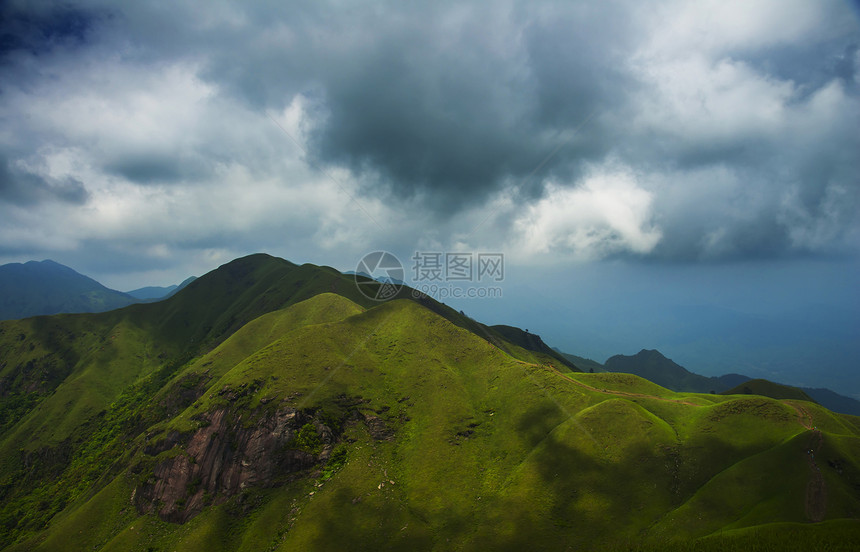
[604, 349, 732, 393]
[1, 254, 859, 551]
[722, 379, 816, 402]
[489, 325, 578, 370]
[555, 349, 606, 373]
[803, 388, 860, 417]
[126, 285, 177, 300]
[602, 349, 860, 415]
[0, 260, 139, 320]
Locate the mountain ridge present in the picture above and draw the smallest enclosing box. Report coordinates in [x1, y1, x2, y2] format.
[721, 379, 815, 402]
[600, 348, 860, 415]
[0, 260, 139, 320]
[604, 348, 743, 393]
[1, 254, 859, 550]
[126, 276, 197, 301]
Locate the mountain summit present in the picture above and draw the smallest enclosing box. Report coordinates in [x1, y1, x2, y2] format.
[0, 254, 858, 550]
[604, 349, 717, 392]
[0, 260, 138, 320]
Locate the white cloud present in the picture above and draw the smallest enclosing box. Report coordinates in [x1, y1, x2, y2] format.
[639, 0, 847, 59]
[0, 0, 858, 287]
[0, 49, 404, 279]
[512, 164, 662, 262]
[631, 55, 795, 145]
[1, 57, 212, 155]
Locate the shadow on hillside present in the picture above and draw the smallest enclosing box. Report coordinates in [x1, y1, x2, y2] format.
[307, 485, 435, 551]
[469, 401, 794, 549]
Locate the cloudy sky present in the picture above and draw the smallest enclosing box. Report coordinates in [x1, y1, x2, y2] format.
[1, 1, 859, 391]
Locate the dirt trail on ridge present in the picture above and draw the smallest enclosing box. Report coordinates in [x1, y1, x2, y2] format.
[785, 401, 827, 522]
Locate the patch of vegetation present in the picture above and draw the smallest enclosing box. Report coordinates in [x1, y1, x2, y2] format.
[291, 423, 322, 455]
[0, 353, 193, 548]
[320, 446, 347, 481]
[0, 392, 42, 437]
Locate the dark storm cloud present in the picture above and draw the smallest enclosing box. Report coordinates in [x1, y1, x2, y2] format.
[738, 39, 860, 100]
[306, 3, 637, 207]
[652, 207, 794, 261]
[124, 1, 637, 207]
[835, 43, 858, 87]
[521, 3, 639, 127]
[173, 0, 858, 260]
[0, 1, 103, 60]
[104, 152, 213, 184]
[0, 154, 89, 205]
[1, 0, 858, 265]
[105, 155, 187, 184]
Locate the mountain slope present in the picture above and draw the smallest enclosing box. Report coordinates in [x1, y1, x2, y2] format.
[604, 349, 727, 393]
[169, 276, 197, 297]
[555, 349, 605, 373]
[802, 388, 860, 416]
[602, 348, 860, 415]
[722, 379, 816, 402]
[489, 325, 578, 370]
[0, 254, 574, 455]
[126, 276, 197, 301]
[0, 260, 138, 320]
[1, 262, 859, 550]
[126, 285, 178, 300]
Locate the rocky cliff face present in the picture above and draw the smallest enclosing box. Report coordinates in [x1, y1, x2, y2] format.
[133, 406, 335, 522]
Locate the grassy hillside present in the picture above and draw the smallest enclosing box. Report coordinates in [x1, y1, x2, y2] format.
[490, 325, 578, 370]
[802, 388, 860, 416]
[722, 379, 816, 402]
[1, 274, 858, 550]
[125, 285, 178, 300]
[0, 254, 572, 453]
[556, 349, 605, 373]
[604, 349, 728, 393]
[602, 349, 860, 416]
[126, 276, 197, 301]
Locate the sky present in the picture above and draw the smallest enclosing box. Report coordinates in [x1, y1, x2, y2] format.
[1, 1, 859, 393]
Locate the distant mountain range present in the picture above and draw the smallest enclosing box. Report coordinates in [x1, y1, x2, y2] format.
[0, 260, 138, 320]
[3, 253, 859, 549]
[562, 348, 860, 416]
[5, 258, 857, 418]
[126, 277, 197, 300]
[0, 260, 193, 320]
[344, 270, 406, 286]
[603, 349, 750, 393]
[721, 379, 815, 402]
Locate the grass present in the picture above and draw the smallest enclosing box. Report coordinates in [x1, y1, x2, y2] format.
[2, 255, 860, 550]
[721, 379, 816, 402]
[18, 297, 854, 550]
